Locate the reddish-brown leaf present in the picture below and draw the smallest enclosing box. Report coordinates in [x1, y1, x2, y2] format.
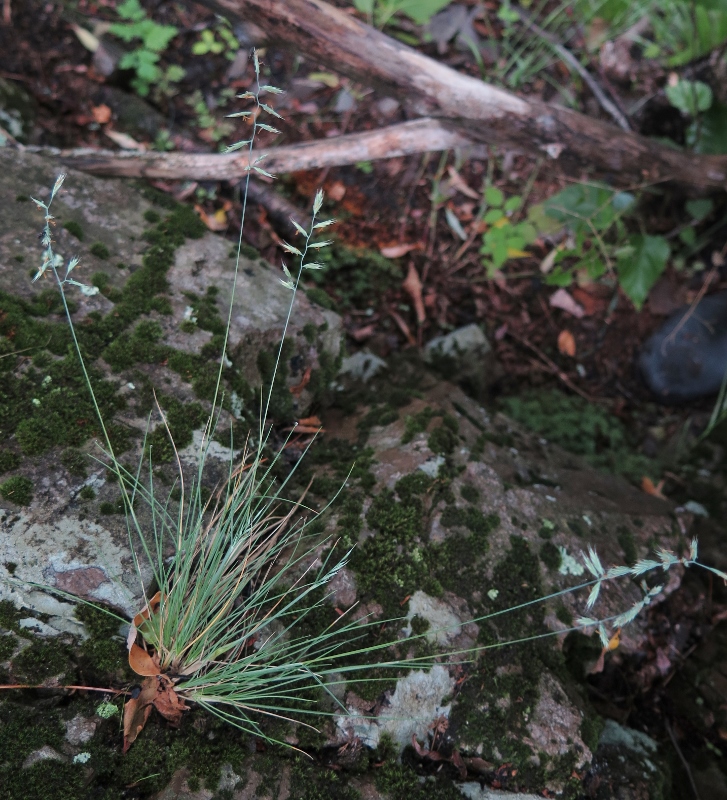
[153, 675, 187, 727]
[290, 367, 312, 397]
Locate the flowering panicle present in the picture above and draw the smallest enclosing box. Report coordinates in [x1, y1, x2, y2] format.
[575, 536, 727, 655]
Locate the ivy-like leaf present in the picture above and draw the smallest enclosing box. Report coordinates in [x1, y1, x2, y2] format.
[665, 79, 713, 116]
[617, 234, 670, 310]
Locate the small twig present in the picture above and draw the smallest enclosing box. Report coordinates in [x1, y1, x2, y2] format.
[515, 9, 631, 131]
[0, 683, 127, 694]
[507, 330, 597, 403]
[663, 266, 718, 353]
[665, 718, 702, 800]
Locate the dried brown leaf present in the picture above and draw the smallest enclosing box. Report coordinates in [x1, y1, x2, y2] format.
[122, 677, 156, 752]
[557, 329, 576, 357]
[153, 675, 187, 727]
[290, 367, 312, 397]
[129, 643, 161, 677]
[402, 263, 426, 324]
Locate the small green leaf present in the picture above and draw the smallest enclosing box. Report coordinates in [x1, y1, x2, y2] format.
[394, 0, 452, 25]
[165, 65, 185, 82]
[256, 123, 281, 134]
[484, 209, 504, 224]
[679, 227, 696, 245]
[144, 23, 178, 52]
[307, 240, 333, 249]
[504, 196, 523, 213]
[353, 0, 375, 14]
[685, 198, 714, 221]
[617, 234, 670, 309]
[116, 0, 146, 21]
[259, 84, 284, 94]
[484, 186, 504, 207]
[665, 79, 713, 116]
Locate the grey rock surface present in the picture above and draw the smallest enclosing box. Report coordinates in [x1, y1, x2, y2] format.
[0, 148, 341, 623]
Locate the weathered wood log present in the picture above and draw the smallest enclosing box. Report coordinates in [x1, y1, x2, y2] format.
[192, 0, 727, 190]
[27, 118, 470, 180]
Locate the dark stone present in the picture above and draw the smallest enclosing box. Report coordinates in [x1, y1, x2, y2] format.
[639, 291, 727, 402]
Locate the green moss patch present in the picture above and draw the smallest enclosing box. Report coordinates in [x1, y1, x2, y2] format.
[307, 242, 401, 310]
[63, 220, 84, 240]
[0, 475, 33, 506]
[501, 390, 656, 480]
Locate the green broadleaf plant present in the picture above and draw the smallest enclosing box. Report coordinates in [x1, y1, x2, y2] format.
[540, 183, 672, 308]
[13, 51, 727, 754]
[108, 0, 184, 97]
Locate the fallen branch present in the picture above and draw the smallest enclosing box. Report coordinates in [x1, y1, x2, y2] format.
[191, 0, 727, 190]
[26, 118, 471, 181]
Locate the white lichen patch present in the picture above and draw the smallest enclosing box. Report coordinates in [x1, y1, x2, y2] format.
[558, 546, 585, 576]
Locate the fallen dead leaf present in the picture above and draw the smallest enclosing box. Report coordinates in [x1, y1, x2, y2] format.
[540, 248, 559, 274]
[123, 674, 188, 752]
[153, 674, 187, 726]
[129, 643, 161, 677]
[379, 243, 418, 259]
[105, 129, 146, 151]
[571, 285, 609, 316]
[641, 476, 666, 499]
[290, 367, 312, 397]
[402, 263, 426, 324]
[557, 329, 576, 357]
[132, 591, 161, 632]
[389, 308, 416, 345]
[589, 628, 621, 675]
[194, 204, 228, 232]
[351, 323, 376, 341]
[123, 677, 157, 752]
[71, 24, 100, 52]
[550, 288, 585, 318]
[446, 166, 480, 199]
[327, 181, 346, 201]
[92, 104, 112, 125]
